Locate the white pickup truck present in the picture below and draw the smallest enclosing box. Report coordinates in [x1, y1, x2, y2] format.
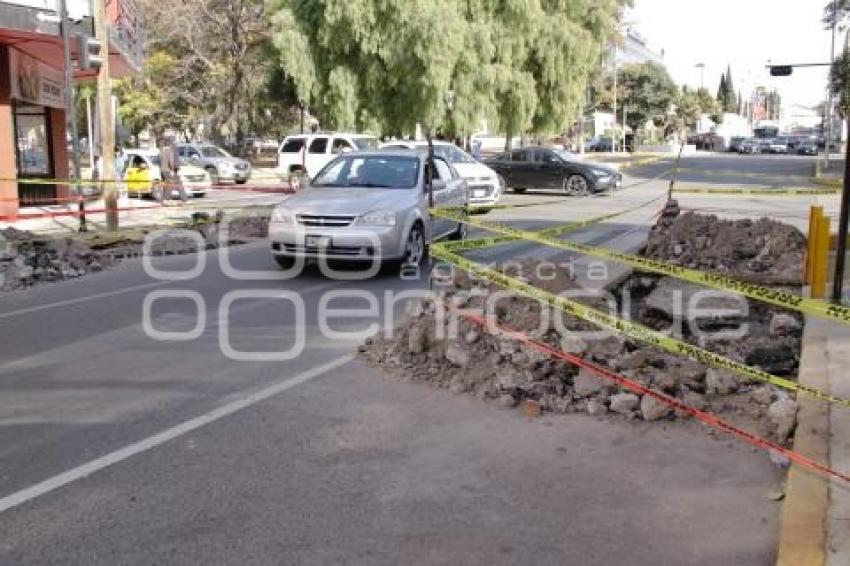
[277, 133, 379, 182]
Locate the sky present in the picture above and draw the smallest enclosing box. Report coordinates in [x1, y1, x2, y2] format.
[626, 0, 835, 108]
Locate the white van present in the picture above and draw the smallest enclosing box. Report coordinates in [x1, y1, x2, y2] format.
[277, 133, 379, 180]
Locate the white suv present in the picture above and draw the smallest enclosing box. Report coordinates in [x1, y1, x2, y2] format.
[278, 133, 379, 181]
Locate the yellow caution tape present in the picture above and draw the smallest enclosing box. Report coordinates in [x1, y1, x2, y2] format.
[432, 208, 850, 327]
[430, 244, 850, 408]
[676, 167, 810, 180]
[441, 194, 666, 252]
[672, 186, 840, 196]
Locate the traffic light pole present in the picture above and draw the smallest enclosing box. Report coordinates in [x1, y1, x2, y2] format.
[59, 0, 86, 231]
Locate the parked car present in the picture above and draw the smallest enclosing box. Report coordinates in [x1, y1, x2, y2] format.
[727, 136, 746, 153]
[122, 149, 211, 199]
[269, 151, 466, 267]
[766, 138, 788, 154]
[277, 133, 379, 183]
[176, 143, 252, 185]
[738, 138, 761, 154]
[798, 140, 819, 155]
[484, 146, 621, 195]
[756, 139, 773, 154]
[379, 140, 502, 208]
[584, 137, 614, 152]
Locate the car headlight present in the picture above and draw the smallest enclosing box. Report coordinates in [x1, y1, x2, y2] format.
[592, 170, 611, 178]
[354, 210, 396, 226]
[271, 207, 295, 224]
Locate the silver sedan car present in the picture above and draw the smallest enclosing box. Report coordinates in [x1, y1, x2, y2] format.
[269, 151, 467, 266]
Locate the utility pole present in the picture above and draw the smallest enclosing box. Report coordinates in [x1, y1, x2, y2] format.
[94, 0, 117, 231]
[86, 93, 94, 170]
[612, 45, 618, 153]
[59, 0, 86, 231]
[831, 28, 850, 303]
[696, 63, 705, 90]
[827, 0, 837, 169]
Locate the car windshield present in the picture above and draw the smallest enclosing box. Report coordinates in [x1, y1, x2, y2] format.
[352, 137, 379, 150]
[310, 155, 420, 188]
[200, 146, 229, 158]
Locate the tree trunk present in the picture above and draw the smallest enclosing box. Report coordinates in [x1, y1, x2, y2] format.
[504, 132, 512, 153]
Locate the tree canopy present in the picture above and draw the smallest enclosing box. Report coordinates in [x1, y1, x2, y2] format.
[594, 61, 677, 132]
[269, 0, 629, 138]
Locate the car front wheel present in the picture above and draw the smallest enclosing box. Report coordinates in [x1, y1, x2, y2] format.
[564, 174, 589, 196]
[402, 224, 426, 266]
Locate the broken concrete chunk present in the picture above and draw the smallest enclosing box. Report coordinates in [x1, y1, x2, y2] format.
[706, 368, 738, 395]
[445, 343, 472, 368]
[640, 394, 673, 421]
[573, 368, 608, 397]
[768, 313, 801, 337]
[586, 399, 609, 416]
[768, 399, 798, 443]
[408, 325, 428, 354]
[609, 393, 640, 415]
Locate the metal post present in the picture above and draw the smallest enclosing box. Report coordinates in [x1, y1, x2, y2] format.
[831, 118, 850, 302]
[59, 0, 86, 231]
[827, 0, 837, 169]
[85, 93, 94, 170]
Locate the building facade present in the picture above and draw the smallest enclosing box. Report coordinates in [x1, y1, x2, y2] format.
[0, 0, 141, 218]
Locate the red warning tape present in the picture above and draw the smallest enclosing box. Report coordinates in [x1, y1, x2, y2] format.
[452, 307, 850, 485]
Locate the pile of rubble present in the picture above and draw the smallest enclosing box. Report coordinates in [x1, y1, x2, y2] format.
[0, 210, 270, 292]
[644, 200, 805, 285]
[362, 203, 806, 443]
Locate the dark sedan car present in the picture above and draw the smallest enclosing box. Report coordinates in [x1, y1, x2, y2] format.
[798, 141, 819, 155]
[484, 147, 622, 195]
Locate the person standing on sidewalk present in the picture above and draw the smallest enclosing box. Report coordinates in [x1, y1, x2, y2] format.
[157, 137, 187, 204]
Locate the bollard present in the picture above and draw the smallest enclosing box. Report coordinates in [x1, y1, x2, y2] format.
[812, 214, 831, 299]
[806, 205, 823, 285]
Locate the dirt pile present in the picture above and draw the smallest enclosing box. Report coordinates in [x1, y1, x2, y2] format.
[644, 200, 805, 285]
[0, 210, 270, 292]
[363, 205, 805, 442]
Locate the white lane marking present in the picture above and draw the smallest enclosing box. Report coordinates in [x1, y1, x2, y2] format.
[0, 280, 169, 320]
[0, 354, 355, 514]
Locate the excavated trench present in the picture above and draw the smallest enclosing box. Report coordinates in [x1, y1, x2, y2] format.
[362, 201, 806, 443]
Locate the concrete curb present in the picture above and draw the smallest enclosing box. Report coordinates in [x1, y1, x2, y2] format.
[776, 316, 830, 566]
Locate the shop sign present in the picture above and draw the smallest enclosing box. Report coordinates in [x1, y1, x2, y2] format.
[9, 48, 65, 109]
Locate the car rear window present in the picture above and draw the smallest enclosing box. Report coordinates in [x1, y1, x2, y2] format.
[281, 138, 306, 153]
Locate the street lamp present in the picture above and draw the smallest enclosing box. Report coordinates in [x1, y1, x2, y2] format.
[695, 63, 705, 90]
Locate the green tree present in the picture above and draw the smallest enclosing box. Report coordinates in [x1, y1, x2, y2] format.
[722, 65, 737, 112]
[716, 73, 727, 105]
[825, 1, 850, 117]
[595, 61, 677, 133]
[269, 0, 628, 141]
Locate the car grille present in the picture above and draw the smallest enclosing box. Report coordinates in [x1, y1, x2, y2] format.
[296, 214, 356, 227]
[282, 243, 365, 256]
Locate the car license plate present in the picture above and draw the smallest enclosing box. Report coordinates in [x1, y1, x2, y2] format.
[306, 235, 331, 248]
[472, 189, 485, 198]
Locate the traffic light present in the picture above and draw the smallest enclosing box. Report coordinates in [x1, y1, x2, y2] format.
[769, 65, 793, 77]
[76, 33, 104, 71]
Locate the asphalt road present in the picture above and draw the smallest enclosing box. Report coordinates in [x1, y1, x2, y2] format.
[0, 153, 814, 565]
